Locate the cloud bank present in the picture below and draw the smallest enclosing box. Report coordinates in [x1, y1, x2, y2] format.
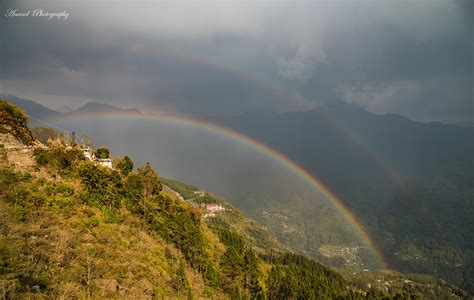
[0, 0, 471, 123]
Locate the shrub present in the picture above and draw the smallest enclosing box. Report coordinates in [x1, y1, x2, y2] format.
[14, 205, 26, 221]
[77, 162, 122, 208]
[0, 100, 34, 145]
[0, 100, 28, 126]
[34, 142, 84, 171]
[46, 196, 75, 214]
[94, 147, 110, 159]
[115, 156, 134, 176]
[55, 183, 75, 196]
[0, 168, 30, 186]
[101, 207, 121, 224]
[137, 162, 162, 198]
[174, 260, 190, 293]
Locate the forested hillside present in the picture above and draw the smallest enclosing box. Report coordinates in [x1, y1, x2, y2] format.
[0, 100, 468, 298]
[214, 102, 474, 293]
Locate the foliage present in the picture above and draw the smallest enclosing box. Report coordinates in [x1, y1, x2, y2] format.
[263, 253, 348, 299]
[222, 106, 474, 293]
[213, 226, 263, 297]
[115, 155, 134, 176]
[123, 173, 144, 211]
[0, 103, 467, 298]
[33, 140, 84, 171]
[0, 163, 464, 299]
[0, 100, 28, 127]
[174, 260, 190, 293]
[77, 161, 122, 208]
[0, 99, 34, 145]
[94, 147, 110, 159]
[137, 162, 162, 198]
[148, 195, 210, 274]
[193, 194, 222, 205]
[161, 177, 199, 199]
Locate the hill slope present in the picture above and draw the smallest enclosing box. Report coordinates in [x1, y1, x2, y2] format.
[3, 96, 473, 296]
[1, 99, 467, 298]
[0, 95, 60, 121]
[213, 102, 474, 292]
[69, 101, 141, 115]
[0, 100, 353, 298]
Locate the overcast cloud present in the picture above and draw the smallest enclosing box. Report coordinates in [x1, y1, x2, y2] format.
[0, 0, 472, 123]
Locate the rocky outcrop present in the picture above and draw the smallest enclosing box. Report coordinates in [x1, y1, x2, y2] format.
[0, 100, 38, 169]
[0, 100, 35, 146]
[0, 131, 28, 149]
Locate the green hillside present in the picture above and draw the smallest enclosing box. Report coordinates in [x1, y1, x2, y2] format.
[0, 100, 468, 299]
[216, 104, 474, 293]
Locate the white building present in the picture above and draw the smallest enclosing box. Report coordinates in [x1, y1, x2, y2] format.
[203, 204, 225, 218]
[207, 204, 225, 212]
[96, 158, 113, 169]
[82, 146, 94, 160]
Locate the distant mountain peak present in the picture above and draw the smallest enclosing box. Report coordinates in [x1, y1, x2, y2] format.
[56, 105, 75, 113]
[77, 101, 118, 111]
[315, 101, 366, 113]
[0, 94, 60, 119]
[72, 101, 141, 115]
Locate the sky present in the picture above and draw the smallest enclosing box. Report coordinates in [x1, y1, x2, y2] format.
[0, 0, 472, 124]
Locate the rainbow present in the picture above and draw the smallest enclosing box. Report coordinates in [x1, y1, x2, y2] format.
[126, 46, 405, 190]
[25, 47, 397, 269]
[45, 111, 388, 268]
[147, 48, 409, 197]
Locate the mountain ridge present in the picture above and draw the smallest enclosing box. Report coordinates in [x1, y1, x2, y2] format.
[69, 101, 141, 115]
[0, 96, 142, 121]
[1, 99, 470, 298]
[3, 95, 474, 293]
[0, 100, 357, 298]
[211, 101, 474, 293]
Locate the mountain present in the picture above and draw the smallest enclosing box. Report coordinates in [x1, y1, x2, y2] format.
[0, 95, 60, 120]
[0, 96, 141, 121]
[4, 96, 474, 293]
[0, 100, 348, 298]
[56, 105, 75, 113]
[1, 99, 468, 298]
[212, 101, 474, 293]
[70, 101, 141, 115]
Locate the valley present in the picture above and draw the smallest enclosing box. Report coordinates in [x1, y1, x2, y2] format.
[0, 99, 469, 298]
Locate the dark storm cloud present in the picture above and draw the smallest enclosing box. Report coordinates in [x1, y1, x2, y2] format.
[0, 0, 471, 123]
[299, 8, 472, 124]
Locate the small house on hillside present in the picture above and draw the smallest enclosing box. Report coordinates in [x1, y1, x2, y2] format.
[96, 158, 113, 169]
[207, 204, 225, 212]
[82, 146, 94, 160]
[81, 145, 114, 169]
[203, 204, 225, 218]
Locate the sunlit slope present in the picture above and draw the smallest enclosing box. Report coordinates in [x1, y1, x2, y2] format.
[1, 99, 469, 298]
[43, 115, 381, 270]
[0, 100, 354, 298]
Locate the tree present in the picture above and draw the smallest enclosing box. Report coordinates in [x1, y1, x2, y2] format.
[123, 173, 144, 213]
[34, 138, 84, 171]
[0, 100, 28, 126]
[137, 162, 162, 199]
[95, 147, 110, 159]
[116, 156, 133, 176]
[77, 161, 122, 207]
